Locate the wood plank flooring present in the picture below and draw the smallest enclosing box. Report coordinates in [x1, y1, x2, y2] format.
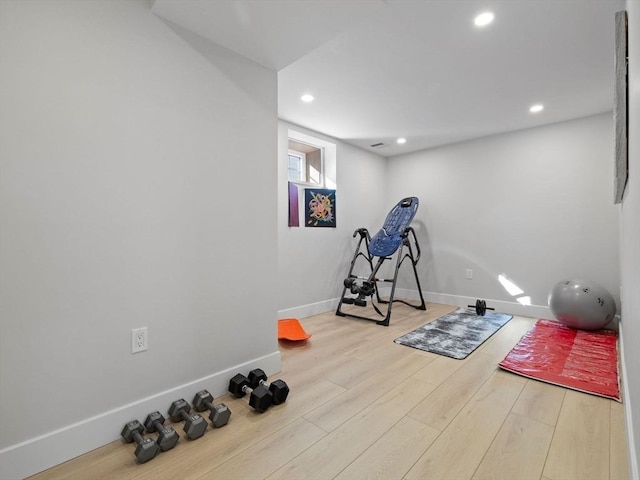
[29, 302, 629, 480]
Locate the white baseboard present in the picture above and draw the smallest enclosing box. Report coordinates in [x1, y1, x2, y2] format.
[278, 298, 339, 319]
[392, 288, 553, 319]
[0, 351, 281, 480]
[619, 323, 640, 480]
[281, 290, 620, 331]
[280, 291, 553, 321]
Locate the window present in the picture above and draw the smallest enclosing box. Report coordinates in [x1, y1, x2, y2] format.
[287, 129, 336, 190]
[288, 150, 306, 183]
[288, 140, 323, 186]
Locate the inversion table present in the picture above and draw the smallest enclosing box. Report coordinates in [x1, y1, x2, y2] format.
[336, 197, 426, 326]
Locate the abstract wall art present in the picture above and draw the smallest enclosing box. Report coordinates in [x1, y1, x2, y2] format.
[305, 188, 336, 227]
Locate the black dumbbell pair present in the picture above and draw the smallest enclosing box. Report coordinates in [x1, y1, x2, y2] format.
[228, 368, 290, 413]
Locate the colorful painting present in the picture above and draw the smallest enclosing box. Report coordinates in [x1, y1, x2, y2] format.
[305, 189, 336, 227]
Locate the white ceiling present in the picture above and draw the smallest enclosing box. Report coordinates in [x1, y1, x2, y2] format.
[152, 0, 625, 157]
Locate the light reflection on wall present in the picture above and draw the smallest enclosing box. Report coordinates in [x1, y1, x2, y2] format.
[499, 274, 530, 305]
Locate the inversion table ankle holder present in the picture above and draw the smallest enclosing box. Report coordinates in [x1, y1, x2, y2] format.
[336, 197, 426, 326]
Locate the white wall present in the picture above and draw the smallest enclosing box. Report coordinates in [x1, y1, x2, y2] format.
[386, 114, 620, 317]
[621, 1, 640, 477]
[0, 1, 278, 478]
[277, 121, 388, 317]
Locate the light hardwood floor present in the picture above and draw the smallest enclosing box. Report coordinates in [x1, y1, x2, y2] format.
[30, 302, 629, 480]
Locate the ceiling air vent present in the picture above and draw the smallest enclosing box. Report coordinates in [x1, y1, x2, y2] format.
[370, 142, 385, 148]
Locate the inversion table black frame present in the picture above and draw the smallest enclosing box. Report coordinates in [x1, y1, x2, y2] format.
[335, 197, 426, 326]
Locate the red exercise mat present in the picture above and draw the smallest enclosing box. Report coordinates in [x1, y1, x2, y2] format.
[278, 318, 311, 341]
[499, 319, 620, 401]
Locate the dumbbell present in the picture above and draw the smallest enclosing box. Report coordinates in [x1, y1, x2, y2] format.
[121, 420, 160, 463]
[247, 368, 290, 405]
[228, 373, 273, 413]
[144, 411, 179, 451]
[467, 299, 495, 316]
[192, 390, 231, 428]
[168, 399, 208, 440]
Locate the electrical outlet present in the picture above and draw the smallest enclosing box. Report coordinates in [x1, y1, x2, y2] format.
[466, 269, 473, 280]
[131, 327, 148, 354]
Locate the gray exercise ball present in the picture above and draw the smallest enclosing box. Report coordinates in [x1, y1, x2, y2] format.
[548, 279, 616, 330]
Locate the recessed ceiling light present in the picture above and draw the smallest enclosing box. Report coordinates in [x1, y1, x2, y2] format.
[301, 94, 314, 103]
[397, 138, 407, 144]
[474, 12, 495, 27]
[529, 104, 544, 113]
